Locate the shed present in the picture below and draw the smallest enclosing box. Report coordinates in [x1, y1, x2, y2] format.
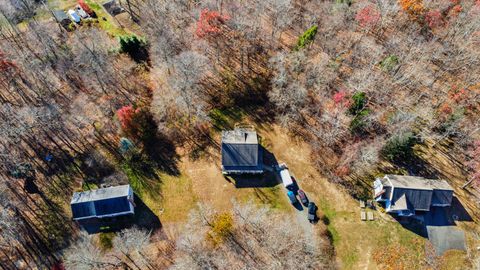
[52, 10, 71, 28]
[374, 175, 454, 216]
[71, 184, 135, 221]
[221, 128, 263, 174]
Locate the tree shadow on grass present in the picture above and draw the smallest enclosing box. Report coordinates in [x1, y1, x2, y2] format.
[78, 195, 161, 234]
[143, 132, 180, 176]
[384, 140, 440, 180]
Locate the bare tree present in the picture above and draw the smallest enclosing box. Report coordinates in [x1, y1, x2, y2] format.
[171, 201, 332, 270]
[112, 227, 154, 270]
[63, 232, 119, 270]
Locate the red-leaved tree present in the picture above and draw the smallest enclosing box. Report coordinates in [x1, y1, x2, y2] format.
[0, 51, 17, 72]
[195, 9, 230, 38]
[117, 105, 139, 132]
[448, 4, 463, 17]
[355, 5, 381, 28]
[425, 10, 444, 29]
[333, 91, 350, 107]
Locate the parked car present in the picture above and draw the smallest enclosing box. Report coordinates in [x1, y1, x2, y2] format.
[308, 202, 317, 223]
[287, 190, 297, 204]
[67, 9, 81, 23]
[297, 189, 308, 205]
[75, 6, 89, 19]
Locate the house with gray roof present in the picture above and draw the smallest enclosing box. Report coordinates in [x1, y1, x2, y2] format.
[221, 128, 263, 175]
[374, 175, 454, 216]
[71, 184, 135, 221]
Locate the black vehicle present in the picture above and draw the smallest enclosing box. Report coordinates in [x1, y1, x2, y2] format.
[297, 189, 308, 205]
[307, 202, 317, 223]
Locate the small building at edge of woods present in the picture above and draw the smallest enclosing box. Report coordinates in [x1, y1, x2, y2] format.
[71, 184, 135, 221]
[374, 175, 454, 217]
[52, 10, 71, 28]
[221, 128, 263, 175]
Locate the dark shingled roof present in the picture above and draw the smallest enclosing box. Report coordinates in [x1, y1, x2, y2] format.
[221, 129, 262, 172]
[391, 188, 433, 211]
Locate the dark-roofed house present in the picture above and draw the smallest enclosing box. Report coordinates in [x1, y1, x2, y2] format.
[221, 128, 263, 174]
[71, 184, 135, 221]
[102, 0, 125, 16]
[374, 175, 454, 216]
[52, 10, 71, 28]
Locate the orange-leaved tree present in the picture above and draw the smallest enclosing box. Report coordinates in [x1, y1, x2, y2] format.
[399, 0, 425, 18]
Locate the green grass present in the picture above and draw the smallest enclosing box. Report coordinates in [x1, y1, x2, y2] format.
[250, 186, 290, 210]
[99, 232, 115, 250]
[318, 198, 340, 246]
[85, 0, 128, 37]
[208, 107, 245, 131]
[342, 248, 359, 269]
[82, 182, 98, 191]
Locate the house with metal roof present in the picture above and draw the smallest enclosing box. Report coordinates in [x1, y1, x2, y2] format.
[374, 175, 454, 216]
[221, 128, 263, 175]
[71, 184, 135, 221]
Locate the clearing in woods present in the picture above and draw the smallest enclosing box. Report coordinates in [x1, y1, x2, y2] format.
[154, 124, 436, 269]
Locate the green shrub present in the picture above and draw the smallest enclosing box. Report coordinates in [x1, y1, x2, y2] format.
[348, 92, 367, 115]
[295, 26, 318, 51]
[349, 109, 371, 135]
[118, 35, 149, 63]
[380, 55, 399, 72]
[381, 132, 418, 162]
[99, 232, 115, 250]
[67, 22, 76, 31]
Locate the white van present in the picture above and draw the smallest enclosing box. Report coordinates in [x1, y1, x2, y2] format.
[279, 163, 294, 189]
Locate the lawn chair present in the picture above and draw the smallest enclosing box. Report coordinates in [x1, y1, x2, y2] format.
[360, 200, 366, 208]
[361, 211, 366, 221]
[367, 212, 374, 221]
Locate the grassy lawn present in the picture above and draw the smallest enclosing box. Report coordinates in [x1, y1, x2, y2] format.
[155, 173, 197, 222]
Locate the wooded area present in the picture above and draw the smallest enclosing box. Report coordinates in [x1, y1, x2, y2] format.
[0, 0, 479, 269]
